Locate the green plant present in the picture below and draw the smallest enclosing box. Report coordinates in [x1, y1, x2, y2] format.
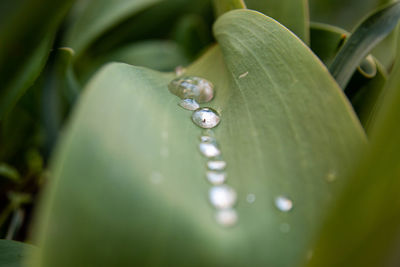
[0, 0, 400, 266]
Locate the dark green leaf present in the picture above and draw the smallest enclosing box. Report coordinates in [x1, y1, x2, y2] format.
[330, 1, 400, 88]
[0, 240, 36, 267]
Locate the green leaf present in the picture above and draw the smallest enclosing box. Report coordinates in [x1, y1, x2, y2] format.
[0, 240, 36, 267]
[307, 32, 400, 267]
[0, 163, 20, 182]
[330, 1, 400, 89]
[310, 22, 349, 66]
[32, 10, 366, 266]
[64, 0, 162, 56]
[212, 0, 246, 17]
[76, 41, 189, 83]
[245, 0, 310, 44]
[0, 0, 75, 120]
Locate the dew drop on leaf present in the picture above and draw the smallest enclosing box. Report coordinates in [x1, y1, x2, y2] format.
[199, 143, 221, 158]
[179, 99, 199, 111]
[215, 208, 238, 227]
[206, 171, 227, 185]
[207, 160, 226, 171]
[209, 185, 237, 209]
[192, 108, 220, 129]
[200, 135, 216, 143]
[275, 196, 293, 212]
[168, 76, 214, 103]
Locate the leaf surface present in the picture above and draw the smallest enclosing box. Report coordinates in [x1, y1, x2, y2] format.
[32, 10, 366, 267]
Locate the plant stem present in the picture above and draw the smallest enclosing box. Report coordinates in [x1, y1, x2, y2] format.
[212, 0, 246, 17]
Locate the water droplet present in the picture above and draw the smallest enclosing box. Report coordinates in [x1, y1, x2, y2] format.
[192, 108, 220, 129]
[199, 143, 221, 158]
[179, 99, 199, 111]
[215, 208, 238, 227]
[168, 76, 214, 103]
[275, 196, 293, 212]
[206, 171, 227, 185]
[200, 135, 216, 143]
[246, 193, 256, 203]
[161, 131, 168, 140]
[207, 160, 226, 171]
[209, 185, 237, 209]
[280, 222, 291, 233]
[325, 170, 337, 183]
[150, 172, 163, 184]
[306, 250, 314, 261]
[239, 71, 249, 79]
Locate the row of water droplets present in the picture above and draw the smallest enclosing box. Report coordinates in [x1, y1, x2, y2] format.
[168, 74, 238, 226]
[167, 72, 296, 227]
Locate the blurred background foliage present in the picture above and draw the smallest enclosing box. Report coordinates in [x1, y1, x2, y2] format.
[0, 0, 399, 266]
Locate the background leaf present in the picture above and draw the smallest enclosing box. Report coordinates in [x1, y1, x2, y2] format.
[0, 0, 75, 120]
[31, 10, 367, 266]
[245, 0, 310, 44]
[0, 239, 36, 267]
[329, 1, 400, 88]
[307, 28, 400, 267]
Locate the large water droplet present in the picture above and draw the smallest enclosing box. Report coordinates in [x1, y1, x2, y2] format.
[215, 209, 238, 227]
[209, 185, 237, 209]
[206, 171, 227, 185]
[199, 143, 221, 158]
[275, 196, 293, 212]
[207, 160, 226, 171]
[192, 108, 220, 129]
[179, 99, 199, 111]
[168, 76, 214, 103]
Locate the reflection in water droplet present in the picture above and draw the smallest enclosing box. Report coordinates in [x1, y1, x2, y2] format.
[192, 108, 220, 129]
[207, 160, 226, 171]
[179, 99, 199, 111]
[275, 196, 293, 212]
[200, 135, 216, 143]
[246, 193, 256, 203]
[209, 185, 237, 209]
[216, 209, 238, 227]
[280, 222, 291, 233]
[199, 143, 221, 158]
[168, 76, 214, 103]
[325, 170, 337, 183]
[206, 171, 227, 185]
[150, 172, 163, 184]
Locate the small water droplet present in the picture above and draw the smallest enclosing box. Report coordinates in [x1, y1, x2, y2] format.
[161, 131, 168, 140]
[246, 193, 256, 203]
[306, 250, 314, 261]
[207, 160, 226, 171]
[150, 172, 163, 184]
[209, 185, 237, 209]
[206, 171, 227, 185]
[179, 99, 199, 111]
[325, 170, 337, 183]
[215, 208, 238, 227]
[275, 196, 293, 212]
[200, 135, 216, 143]
[192, 108, 220, 129]
[239, 71, 249, 79]
[280, 222, 291, 233]
[168, 76, 214, 103]
[199, 143, 221, 158]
